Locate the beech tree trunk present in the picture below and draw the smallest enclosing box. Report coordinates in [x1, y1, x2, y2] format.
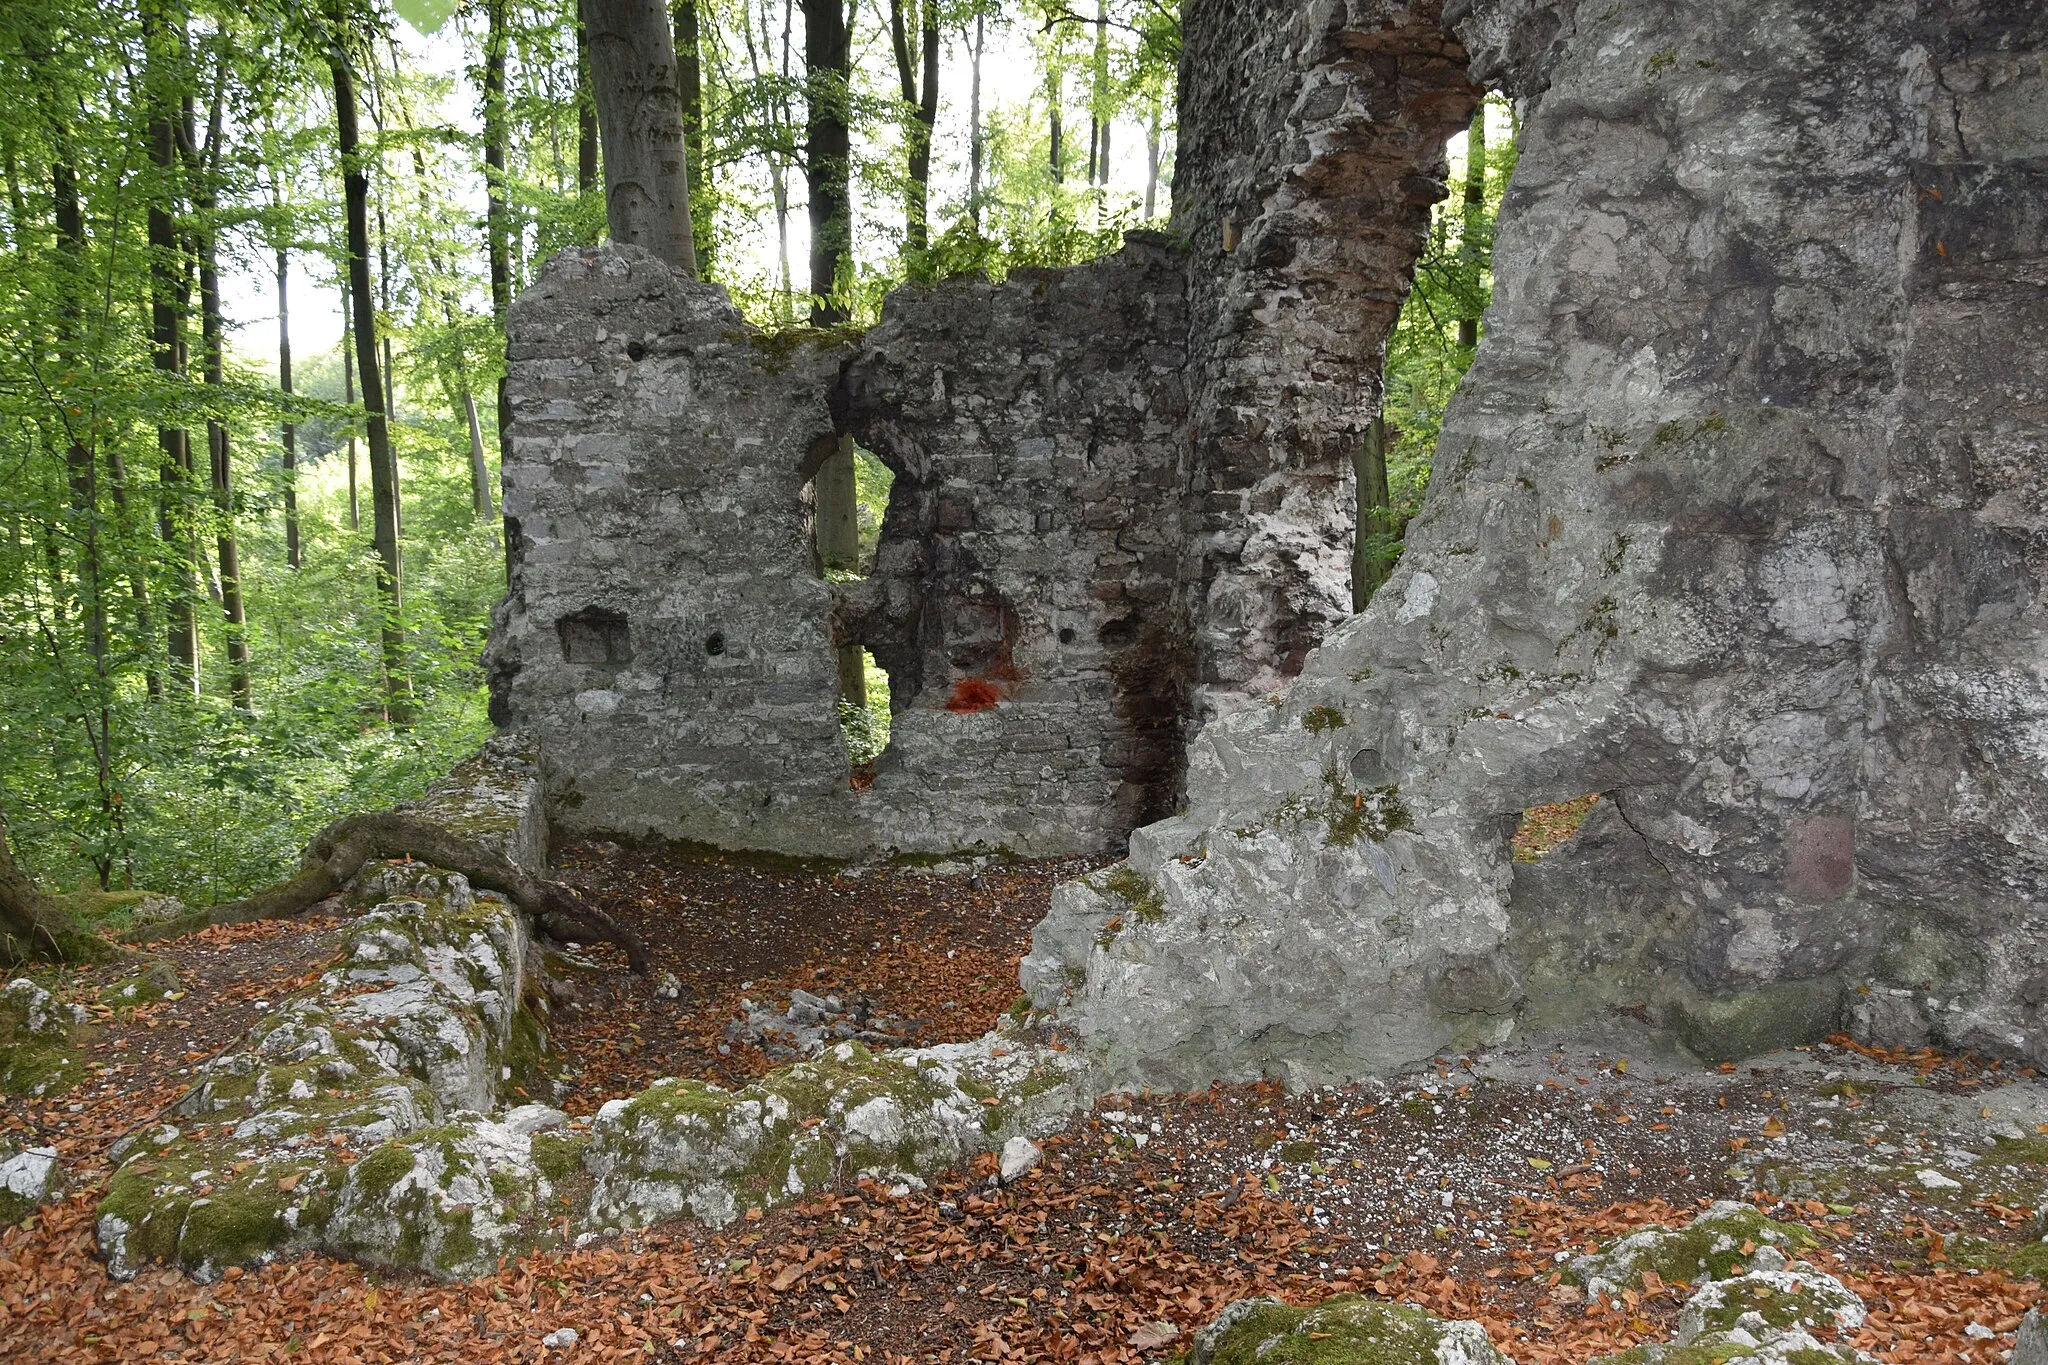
[887, 0, 938, 260]
[329, 31, 413, 727]
[276, 246, 301, 569]
[674, 0, 712, 271]
[145, 8, 199, 695]
[0, 809, 116, 966]
[1458, 106, 1487, 350]
[584, 0, 699, 275]
[802, 0, 850, 323]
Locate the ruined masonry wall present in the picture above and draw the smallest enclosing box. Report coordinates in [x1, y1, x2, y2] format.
[489, 244, 1192, 856]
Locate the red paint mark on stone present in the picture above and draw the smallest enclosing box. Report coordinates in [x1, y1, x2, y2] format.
[945, 678, 1003, 713]
[1784, 814, 1855, 900]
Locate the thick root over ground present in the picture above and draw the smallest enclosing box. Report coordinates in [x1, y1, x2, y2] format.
[128, 812, 650, 973]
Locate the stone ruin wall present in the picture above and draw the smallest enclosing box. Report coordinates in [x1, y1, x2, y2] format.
[1029, 0, 2048, 1084]
[487, 243, 1200, 857]
[490, 0, 2047, 1078]
[487, 0, 1474, 860]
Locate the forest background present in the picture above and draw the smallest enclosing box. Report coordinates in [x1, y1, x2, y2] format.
[0, 0, 1510, 909]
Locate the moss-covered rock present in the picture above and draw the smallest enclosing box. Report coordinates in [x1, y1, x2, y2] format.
[1183, 1295, 1509, 1365]
[1572, 1201, 1820, 1296]
[99, 959, 181, 1007]
[1587, 1266, 1876, 1363]
[1671, 982, 1843, 1064]
[97, 881, 559, 1282]
[1674, 1269, 1865, 1342]
[0, 977, 86, 1096]
[587, 1032, 1089, 1231]
[0, 1141, 59, 1225]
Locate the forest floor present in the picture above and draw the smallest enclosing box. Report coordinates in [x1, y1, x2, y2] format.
[1, 845, 2043, 1365]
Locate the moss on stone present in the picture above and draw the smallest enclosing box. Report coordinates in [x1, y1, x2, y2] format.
[1671, 981, 1843, 1064]
[1301, 706, 1348, 734]
[1574, 1204, 1818, 1293]
[1098, 866, 1166, 923]
[1191, 1295, 1504, 1364]
[351, 1142, 418, 1199]
[530, 1131, 589, 1184]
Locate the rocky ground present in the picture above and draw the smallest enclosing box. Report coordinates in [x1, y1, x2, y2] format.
[0, 845, 2041, 1363]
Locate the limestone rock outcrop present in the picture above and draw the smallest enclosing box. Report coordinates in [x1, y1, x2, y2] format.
[1032, 0, 2048, 1085]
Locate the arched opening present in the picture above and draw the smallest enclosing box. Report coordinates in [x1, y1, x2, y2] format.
[1356, 93, 1521, 610]
[800, 434, 899, 783]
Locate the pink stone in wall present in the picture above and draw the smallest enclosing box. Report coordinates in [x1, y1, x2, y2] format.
[1784, 814, 1855, 901]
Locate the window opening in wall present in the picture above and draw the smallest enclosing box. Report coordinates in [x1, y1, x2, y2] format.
[804, 437, 900, 779]
[1511, 793, 1600, 863]
[1357, 92, 1520, 608]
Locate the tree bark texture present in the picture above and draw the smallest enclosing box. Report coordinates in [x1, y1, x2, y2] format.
[276, 247, 301, 569]
[802, 0, 851, 323]
[674, 0, 712, 271]
[584, 0, 700, 275]
[887, 0, 938, 259]
[1458, 106, 1486, 350]
[145, 8, 199, 695]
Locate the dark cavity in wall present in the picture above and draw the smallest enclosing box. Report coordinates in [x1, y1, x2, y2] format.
[556, 606, 632, 665]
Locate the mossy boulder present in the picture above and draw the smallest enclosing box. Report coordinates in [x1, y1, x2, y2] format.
[99, 959, 182, 1007]
[1183, 1295, 1510, 1365]
[587, 1032, 1088, 1231]
[1571, 1201, 1819, 1296]
[1590, 1267, 1875, 1364]
[1674, 1269, 1865, 1343]
[51, 887, 188, 933]
[0, 1141, 60, 1225]
[0, 977, 87, 1096]
[1671, 982, 1843, 1064]
[97, 882, 559, 1282]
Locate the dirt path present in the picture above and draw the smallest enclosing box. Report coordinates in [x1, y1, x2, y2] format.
[1, 850, 2042, 1363]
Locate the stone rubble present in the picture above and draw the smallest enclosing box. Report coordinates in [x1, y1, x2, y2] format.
[723, 987, 924, 1060]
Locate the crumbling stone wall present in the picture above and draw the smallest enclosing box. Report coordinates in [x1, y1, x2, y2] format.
[488, 4, 1479, 860]
[1031, 0, 2048, 1083]
[1175, 0, 1477, 698]
[489, 243, 1196, 855]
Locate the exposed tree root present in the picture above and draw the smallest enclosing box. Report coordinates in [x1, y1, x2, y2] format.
[126, 811, 650, 974]
[0, 809, 127, 968]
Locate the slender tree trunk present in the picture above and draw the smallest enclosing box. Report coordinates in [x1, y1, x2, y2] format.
[146, 11, 199, 695]
[802, 0, 850, 322]
[46, 109, 123, 876]
[484, 0, 515, 484]
[1144, 97, 1161, 221]
[328, 34, 412, 727]
[585, 0, 700, 275]
[375, 201, 401, 539]
[195, 53, 250, 710]
[1353, 414, 1393, 611]
[815, 435, 863, 706]
[887, 0, 938, 262]
[968, 12, 984, 231]
[1458, 106, 1486, 350]
[674, 0, 712, 272]
[341, 283, 360, 531]
[576, 13, 599, 193]
[276, 247, 301, 568]
[1090, 0, 1109, 186]
[1047, 65, 1063, 184]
